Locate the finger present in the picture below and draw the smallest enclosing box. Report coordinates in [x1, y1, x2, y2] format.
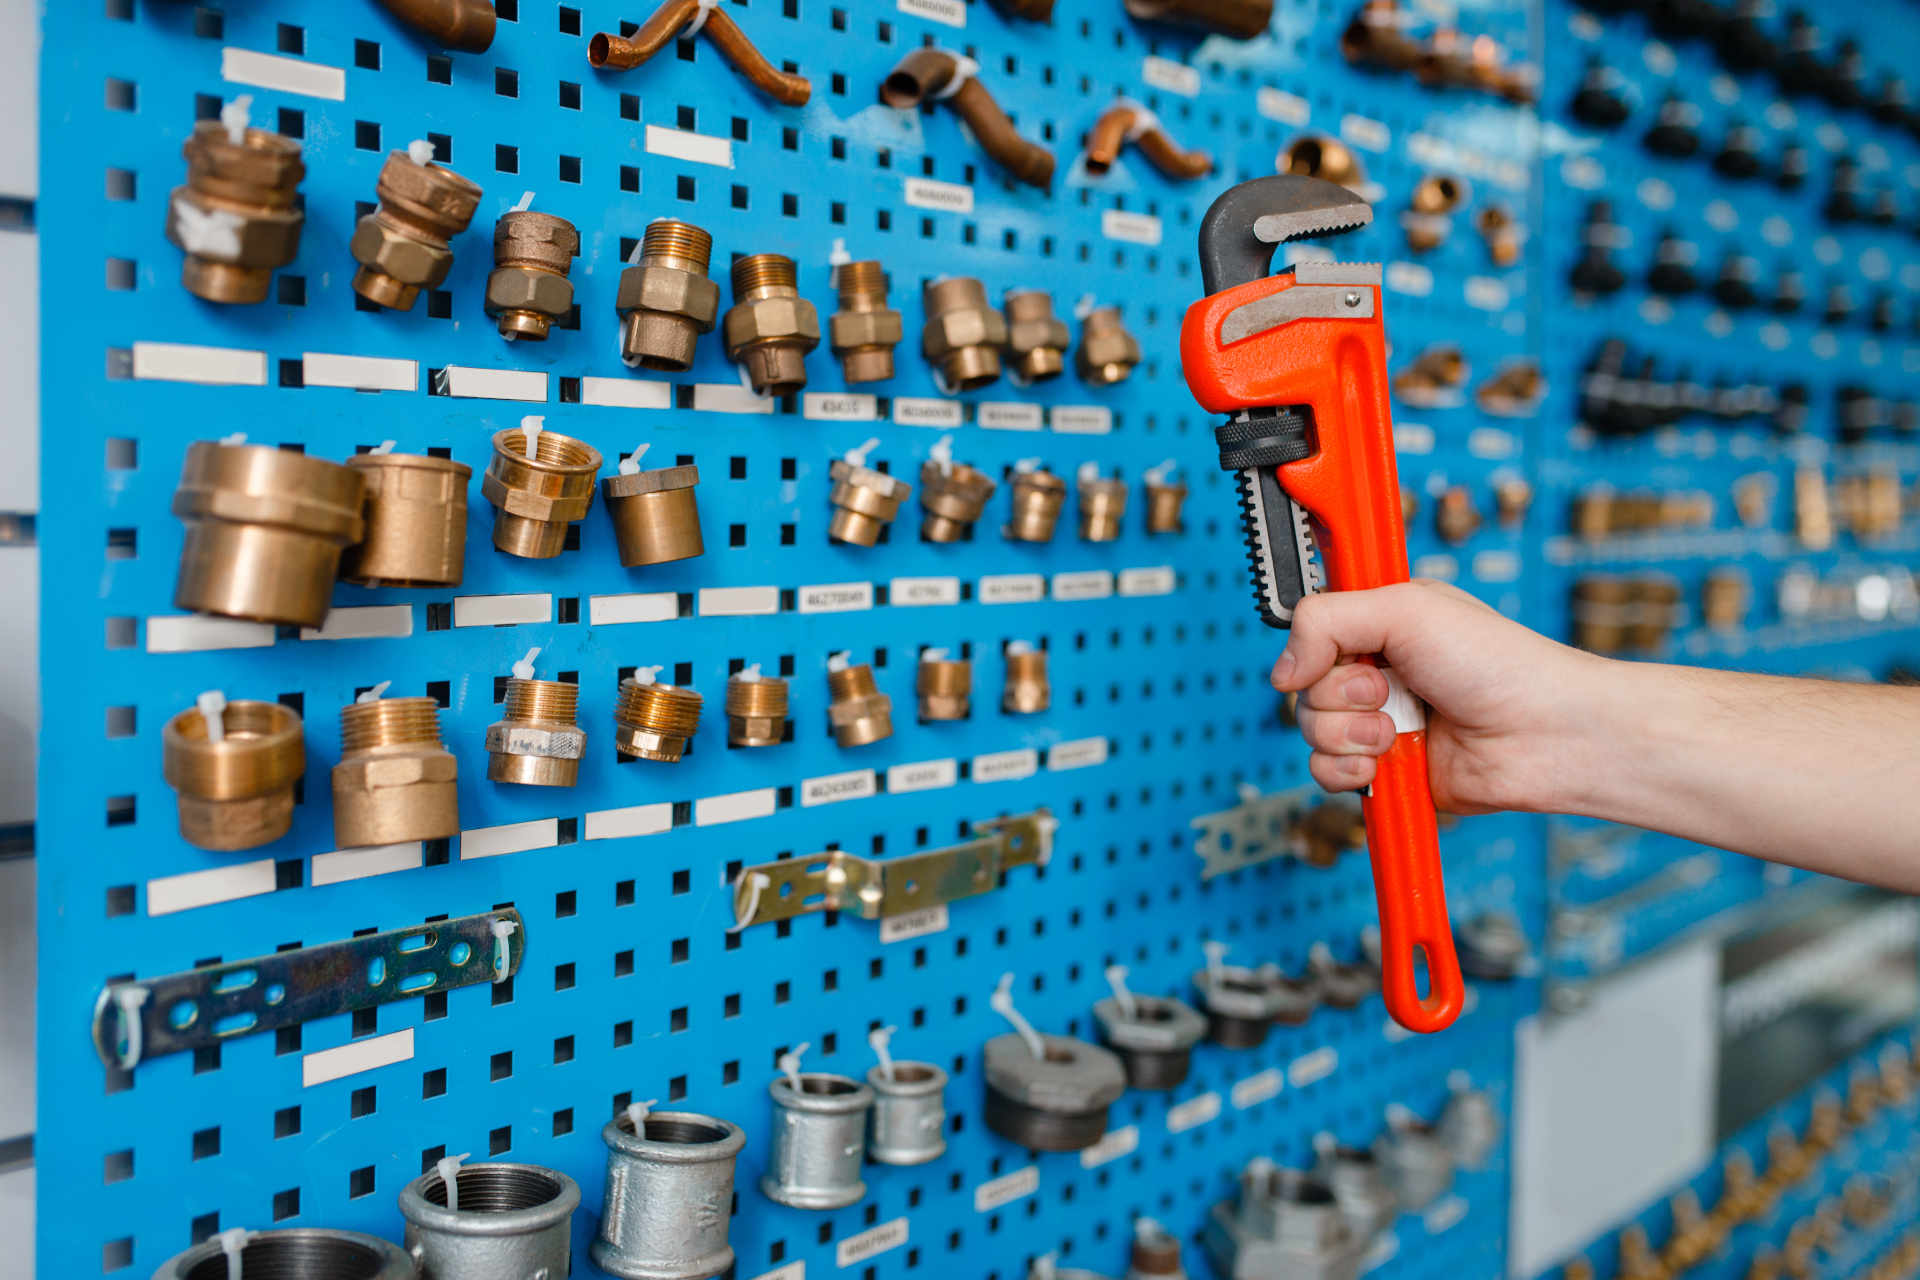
[1309, 751, 1377, 793]
[1299, 662, 1388, 712]
[1271, 586, 1424, 691]
[1296, 706, 1395, 756]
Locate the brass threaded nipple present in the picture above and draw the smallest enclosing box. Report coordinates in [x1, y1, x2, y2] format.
[618, 680, 703, 734]
[827, 664, 879, 700]
[340, 697, 444, 751]
[733, 252, 797, 296]
[838, 259, 888, 305]
[643, 219, 713, 272]
[726, 674, 789, 718]
[504, 678, 579, 723]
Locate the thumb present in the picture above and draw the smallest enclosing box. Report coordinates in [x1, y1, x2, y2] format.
[1270, 585, 1424, 692]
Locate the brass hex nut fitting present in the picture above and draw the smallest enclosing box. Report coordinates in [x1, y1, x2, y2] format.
[481, 425, 603, 558]
[726, 670, 789, 747]
[1002, 645, 1050, 714]
[486, 210, 580, 340]
[1075, 306, 1141, 385]
[340, 452, 472, 588]
[172, 440, 366, 628]
[486, 679, 586, 787]
[1006, 466, 1068, 542]
[916, 653, 972, 720]
[617, 220, 721, 372]
[919, 457, 997, 542]
[1493, 474, 1533, 528]
[725, 253, 820, 396]
[922, 277, 1008, 391]
[1077, 467, 1129, 542]
[614, 676, 703, 762]
[1002, 290, 1070, 383]
[602, 462, 704, 567]
[350, 150, 483, 311]
[162, 698, 305, 851]
[1475, 203, 1524, 267]
[166, 119, 306, 304]
[828, 661, 893, 747]
[1295, 800, 1365, 868]
[1435, 486, 1482, 544]
[332, 697, 459, 849]
[1145, 473, 1188, 535]
[830, 260, 904, 384]
[828, 458, 912, 546]
[1477, 360, 1546, 416]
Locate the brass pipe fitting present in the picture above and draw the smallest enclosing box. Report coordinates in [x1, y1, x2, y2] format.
[350, 150, 482, 312]
[922, 277, 1008, 392]
[481, 424, 603, 558]
[827, 659, 893, 747]
[1435, 488, 1481, 543]
[1077, 466, 1129, 542]
[1006, 466, 1068, 542]
[486, 210, 579, 341]
[1404, 175, 1466, 252]
[588, 0, 811, 106]
[602, 455, 704, 567]
[1475, 204, 1523, 268]
[614, 674, 703, 762]
[989, 0, 1055, 20]
[1476, 361, 1546, 416]
[1281, 134, 1366, 190]
[726, 669, 788, 747]
[1083, 102, 1213, 180]
[1342, 1, 1426, 72]
[1002, 291, 1070, 383]
[917, 651, 972, 721]
[919, 452, 998, 542]
[1703, 570, 1750, 630]
[830, 260, 903, 384]
[166, 117, 305, 305]
[1002, 645, 1050, 714]
[340, 452, 472, 588]
[487, 678, 586, 787]
[1075, 306, 1141, 385]
[1493, 475, 1532, 528]
[880, 50, 1055, 189]
[1144, 466, 1188, 535]
[332, 696, 459, 849]
[1295, 800, 1365, 868]
[172, 441, 366, 628]
[725, 253, 820, 397]
[374, 0, 496, 52]
[828, 453, 912, 547]
[616, 220, 720, 372]
[1393, 345, 1468, 405]
[163, 696, 304, 851]
[1121, 0, 1273, 40]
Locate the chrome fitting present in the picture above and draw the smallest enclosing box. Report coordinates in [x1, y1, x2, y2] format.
[592, 1109, 747, 1280]
[1311, 1143, 1399, 1244]
[762, 1072, 874, 1209]
[399, 1160, 581, 1280]
[1205, 1164, 1364, 1280]
[1374, 1115, 1454, 1212]
[155, 1230, 412, 1280]
[866, 1061, 949, 1166]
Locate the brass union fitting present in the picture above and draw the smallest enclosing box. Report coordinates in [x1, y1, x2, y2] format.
[162, 696, 304, 851]
[614, 674, 702, 762]
[1002, 645, 1049, 714]
[1077, 466, 1129, 542]
[922, 277, 1008, 392]
[1144, 466, 1188, 535]
[1075, 306, 1141, 385]
[726, 669, 789, 747]
[919, 445, 997, 542]
[830, 260, 904, 384]
[350, 149, 483, 311]
[340, 451, 472, 588]
[332, 696, 459, 849]
[1002, 291, 1070, 382]
[828, 660, 893, 747]
[602, 455, 704, 567]
[487, 678, 586, 787]
[617, 220, 720, 372]
[829, 451, 912, 546]
[172, 440, 366, 628]
[481, 423, 603, 558]
[486, 210, 580, 340]
[725, 253, 820, 396]
[166, 117, 305, 305]
[916, 651, 972, 721]
[1006, 466, 1068, 542]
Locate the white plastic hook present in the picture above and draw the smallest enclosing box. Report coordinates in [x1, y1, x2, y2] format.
[1104, 964, 1139, 1022]
[1073, 293, 1097, 320]
[1385, 1102, 1419, 1131]
[619, 443, 651, 476]
[112, 985, 150, 1070]
[490, 918, 518, 982]
[511, 647, 541, 681]
[869, 1025, 898, 1082]
[1031, 1254, 1058, 1280]
[1309, 941, 1334, 970]
[779, 1042, 810, 1090]
[922, 646, 950, 662]
[631, 665, 663, 686]
[370, 440, 398, 455]
[990, 973, 1047, 1060]
[930, 53, 979, 100]
[1447, 1068, 1471, 1093]
[828, 650, 851, 673]
[436, 1152, 471, 1211]
[357, 680, 392, 704]
[625, 1099, 656, 1134]
[406, 138, 436, 166]
[828, 237, 853, 270]
[930, 434, 955, 474]
[219, 95, 252, 146]
[520, 415, 544, 460]
[216, 1228, 252, 1280]
[1204, 940, 1229, 984]
[511, 190, 536, 212]
[729, 870, 771, 933]
[1133, 1217, 1167, 1244]
[1077, 460, 1101, 484]
[842, 437, 881, 467]
[196, 690, 228, 745]
[1014, 456, 1042, 474]
[1145, 458, 1178, 486]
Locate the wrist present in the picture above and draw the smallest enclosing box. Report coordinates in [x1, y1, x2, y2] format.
[1526, 650, 1645, 817]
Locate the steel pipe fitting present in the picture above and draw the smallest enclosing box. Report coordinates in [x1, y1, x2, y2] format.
[399, 1161, 580, 1280]
[592, 1109, 747, 1280]
[587, 0, 811, 105]
[614, 676, 702, 762]
[1076, 306, 1142, 385]
[167, 118, 305, 304]
[828, 459, 912, 546]
[1145, 472, 1188, 535]
[486, 678, 585, 787]
[333, 696, 460, 848]
[1093, 993, 1207, 1090]
[171, 441, 366, 628]
[763, 1072, 874, 1209]
[350, 150, 483, 311]
[1003, 290, 1071, 382]
[1127, 1221, 1187, 1279]
[486, 210, 579, 340]
[1259, 963, 1320, 1026]
[983, 1032, 1128, 1152]
[481, 425, 603, 558]
[602, 461, 704, 567]
[726, 670, 788, 747]
[828, 661, 893, 747]
[163, 698, 304, 851]
[919, 457, 998, 541]
[922, 277, 1008, 391]
[1084, 101, 1213, 179]
[1078, 468, 1129, 541]
[1006, 467, 1068, 542]
[617, 220, 720, 372]
[1439, 1084, 1501, 1170]
[1122, 0, 1272, 39]
[1296, 800, 1365, 868]
[1311, 1144, 1399, 1243]
[866, 1061, 949, 1166]
[155, 1229, 413, 1280]
[1309, 945, 1377, 1009]
[1456, 911, 1528, 980]
[1193, 960, 1274, 1047]
[880, 49, 1055, 188]
[341, 452, 472, 588]
[1002, 645, 1050, 714]
[1206, 1164, 1363, 1280]
[830, 260, 904, 383]
[1374, 1117, 1454, 1212]
[916, 652, 972, 721]
[725, 253, 819, 396]
[374, 0, 497, 52]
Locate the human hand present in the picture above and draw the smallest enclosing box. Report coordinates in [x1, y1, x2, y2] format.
[1269, 580, 1611, 813]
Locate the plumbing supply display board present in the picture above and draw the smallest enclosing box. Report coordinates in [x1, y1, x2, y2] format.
[27, 1, 1916, 1279]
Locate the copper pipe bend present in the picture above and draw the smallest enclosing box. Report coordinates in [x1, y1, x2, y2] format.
[590, 0, 812, 106]
[881, 49, 1054, 190]
[375, 0, 496, 52]
[1083, 102, 1212, 180]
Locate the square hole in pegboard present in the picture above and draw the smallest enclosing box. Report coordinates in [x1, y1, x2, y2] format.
[103, 1238, 133, 1272]
[272, 1188, 300, 1222]
[349, 1167, 374, 1199]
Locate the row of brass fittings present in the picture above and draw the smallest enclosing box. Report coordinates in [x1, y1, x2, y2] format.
[1570, 576, 1684, 655]
[1391, 346, 1546, 416]
[1570, 487, 1717, 541]
[1277, 136, 1526, 268]
[1419, 476, 1531, 545]
[1341, 0, 1537, 103]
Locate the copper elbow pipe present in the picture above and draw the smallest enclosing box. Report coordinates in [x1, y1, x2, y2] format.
[881, 49, 1055, 190]
[374, 0, 496, 52]
[589, 0, 812, 106]
[1083, 103, 1212, 180]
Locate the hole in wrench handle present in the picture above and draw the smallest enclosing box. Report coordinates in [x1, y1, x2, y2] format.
[1362, 730, 1465, 1033]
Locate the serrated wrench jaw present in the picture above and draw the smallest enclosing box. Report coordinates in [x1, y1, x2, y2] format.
[1235, 465, 1322, 629]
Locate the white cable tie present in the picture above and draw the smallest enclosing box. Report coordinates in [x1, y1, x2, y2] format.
[1447, 1068, 1470, 1093]
[216, 1228, 252, 1280]
[930, 434, 955, 474]
[1032, 1254, 1058, 1280]
[1113, 97, 1160, 142]
[521, 415, 544, 460]
[1309, 941, 1334, 969]
[922, 646, 950, 663]
[735, 361, 775, 401]
[435, 1153, 470, 1211]
[1312, 1130, 1337, 1156]
[1236, 781, 1261, 805]
[1203, 939, 1229, 984]
[930, 54, 979, 100]
[1133, 1217, 1165, 1243]
[172, 201, 246, 257]
[1104, 964, 1139, 1021]
[1014, 456, 1042, 474]
[371, 440, 398, 455]
[738, 662, 763, 681]
[631, 665, 663, 686]
[511, 647, 541, 681]
[196, 690, 228, 745]
[619, 443, 651, 476]
[219, 95, 252, 146]
[490, 918, 519, 982]
[220, 432, 249, 446]
[626, 238, 646, 266]
[512, 190, 535, 212]
[929, 364, 958, 397]
[113, 985, 149, 1070]
[990, 973, 1047, 1060]
[843, 436, 881, 467]
[625, 1099, 656, 1133]
[828, 236, 852, 271]
[406, 138, 435, 166]
[1077, 460, 1100, 484]
[869, 1025, 898, 1082]
[356, 680, 392, 704]
[729, 870, 770, 932]
[1385, 1102, 1419, 1131]
[683, 0, 720, 37]
[1073, 292, 1097, 320]
[828, 650, 851, 673]
[1006, 639, 1034, 656]
[779, 1042, 809, 1090]
[1145, 458, 1177, 486]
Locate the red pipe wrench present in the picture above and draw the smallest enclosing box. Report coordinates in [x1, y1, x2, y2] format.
[1178, 175, 1464, 1033]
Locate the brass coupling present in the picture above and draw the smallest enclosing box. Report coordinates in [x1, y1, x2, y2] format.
[1343, 2, 1536, 102]
[1703, 570, 1750, 630]
[373, 0, 496, 52]
[1435, 486, 1482, 544]
[1295, 800, 1366, 867]
[1006, 465, 1068, 542]
[588, 0, 811, 105]
[919, 445, 998, 542]
[1476, 204, 1524, 267]
[340, 451, 472, 588]
[881, 49, 1054, 189]
[602, 453, 704, 567]
[1281, 134, 1366, 190]
[1394, 344, 1469, 405]
[725, 253, 819, 397]
[1002, 291, 1070, 383]
[1083, 101, 1213, 180]
[350, 148, 482, 312]
[827, 658, 893, 747]
[1002, 644, 1050, 713]
[1121, 0, 1273, 40]
[616, 220, 720, 372]
[487, 673, 586, 787]
[726, 668, 789, 747]
[830, 260, 903, 384]
[166, 114, 305, 305]
[829, 446, 911, 546]
[486, 210, 579, 340]
[1076, 465, 1129, 542]
[1493, 474, 1533, 527]
[1076, 306, 1141, 385]
[1144, 464, 1188, 534]
[922, 277, 1008, 392]
[332, 695, 460, 849]
[162, 694, 305, 851]
[482, 422, 603, 558]
[172, 440, 366, 628]
[1477, 361, 1546, 416]
[916, 650, 972, 721]
[614, 672, 703, 762]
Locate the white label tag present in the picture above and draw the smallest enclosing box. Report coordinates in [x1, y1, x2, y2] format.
[980, 574, 1046, 604]
[1423, 1195, 1468, 1236]
[897, 0, 965, 24]
[892, 396, 964, 428]
[1231, 1067, 1285, 1109]
[880, 904, 950, 943]
[903, 177, 973, 214]
[1467, 427, 1515, 459]
[1256, 87, 1309, 125]
[889, 576, 962, 607]
[645, 125, 732, 167]
[803, 392, 878, 421]
[748, 1265, 806, 1280]
[692, 382, 774, 414]
[1287, 1046, 1339, 1087]
[836, 1218, 909, 1266]
[1051, 405, 1114, 434]
[798, 581, 874, 614]
[974, 1166, 1039, 1212]
[1078, 1124, 1139, 1168]
[972, 748, 1040, 783]
[887, 758, 959, 794]
[1340, 113, 1391, 151]
[1141, 55, 1200, 96]
[979, 401, 1043, 431]
[800, 769, 878, 808]
[1166, 1091, 1222, 1133]
[1396, 424, 1435, 454]
[1464, 276, 1509, 310]
[1117, 566, 1176, 596]
[1473, 550, 1520, 583]
[1101, 210, 1163, 245]
[1561, 155, 1604, 190]
[1052, 570, 1114, 602]
[1385, 262, 1433, 296]
[1048, 737, 1109, 771]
